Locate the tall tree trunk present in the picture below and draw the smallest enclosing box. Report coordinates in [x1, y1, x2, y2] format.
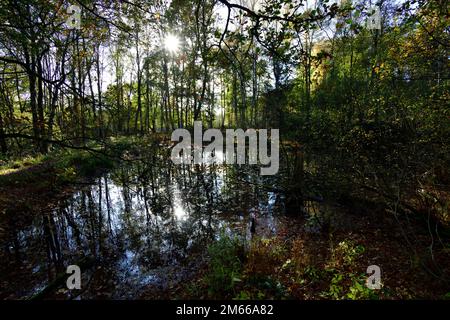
[96, 45, 104, 138]
[25, 50, 41, 151]
[134, 29, 143, 133]
[36, 59, 47, 152]
[0, 111, 7, 154]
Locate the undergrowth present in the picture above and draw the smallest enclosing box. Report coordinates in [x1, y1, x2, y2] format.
[195, 235, 383, 300]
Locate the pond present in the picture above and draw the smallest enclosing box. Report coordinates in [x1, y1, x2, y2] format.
[0, 149, 294, 299]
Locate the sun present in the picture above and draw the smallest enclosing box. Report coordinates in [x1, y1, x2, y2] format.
[164, 34, 180, 54]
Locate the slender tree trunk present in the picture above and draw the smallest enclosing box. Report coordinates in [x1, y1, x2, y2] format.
[25, 50, 41, 150]
[134, 29, 143, 134]
[96, 45, 104, 138]
[0, 111, 7, 154]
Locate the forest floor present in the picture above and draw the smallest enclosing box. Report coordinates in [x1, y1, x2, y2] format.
[149, 200, 450, 300]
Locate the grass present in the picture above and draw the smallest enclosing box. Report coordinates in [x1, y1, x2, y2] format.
[55, 150, 114, 178]
[0, 135, 141, 182]
[0, 154, 48, 175]
[0, 138, 130, 216]
[0, 150, 113, 187]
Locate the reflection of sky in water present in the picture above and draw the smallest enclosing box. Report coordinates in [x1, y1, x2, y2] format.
[0, 156, 285, 299]
[173, 186, 188, 221]
[263, 192, 278, 233]
[203, 149, 225, 164]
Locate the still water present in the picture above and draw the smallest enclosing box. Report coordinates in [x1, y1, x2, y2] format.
[0, 150, 288, 299]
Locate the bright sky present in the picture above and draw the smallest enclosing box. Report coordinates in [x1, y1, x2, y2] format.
[97, 0, 407, 98]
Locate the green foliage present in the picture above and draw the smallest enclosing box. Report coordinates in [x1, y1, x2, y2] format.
[0, 154, 46, 175]
[303, 265, 323, 283]
[205, 234, 245, 298]
[233, 290, 252, 300]
[245, 276, 287, 299]
[57, 166, 77, 183]
[327, 272, 344, 299]
[346, 275, 379, 300]
[56, 150, 113, 177]
[321, 270, 379, 300]
[108, 136, 140, 154]
[333, 240, 365, 267]
[318, 240, 380, 300]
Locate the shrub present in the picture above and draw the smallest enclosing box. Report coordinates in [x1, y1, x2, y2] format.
[206, 234, 245, 298]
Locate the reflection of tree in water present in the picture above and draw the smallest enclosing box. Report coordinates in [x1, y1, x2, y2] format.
[0, 149, 285, 298]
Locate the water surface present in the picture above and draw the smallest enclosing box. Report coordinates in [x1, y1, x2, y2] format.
[0, 151, 289, 299]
